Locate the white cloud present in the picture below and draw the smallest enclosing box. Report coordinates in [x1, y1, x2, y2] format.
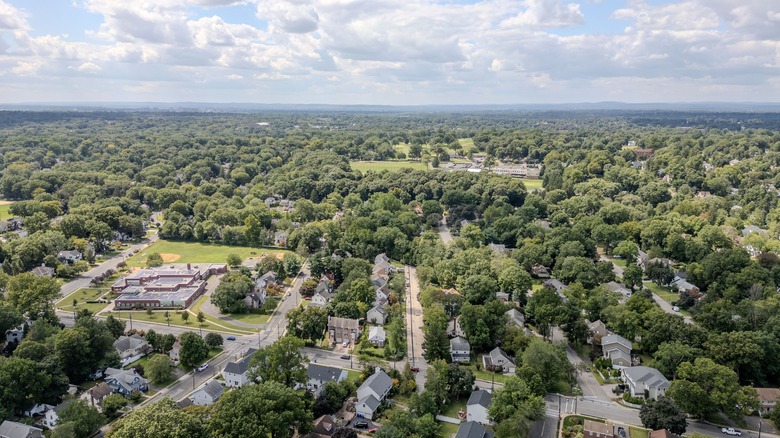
[500, 0, 584, 28]
[74, 61, 101, 72]
[0, 0, 28, 31]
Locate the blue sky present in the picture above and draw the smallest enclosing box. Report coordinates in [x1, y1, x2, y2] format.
[0, 0, 778, 104]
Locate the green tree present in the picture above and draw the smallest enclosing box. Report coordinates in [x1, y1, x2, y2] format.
[286, 306, 328, 344]
[101, 393, 127, 417]
[59, 399, 105, 438]
[51, 422, 77, 438]
[489, 375, 545, 435]
[498, 267, 532, 305]
[146, 354, 173, 385]
[210, 381, 313, 438]
[181, 311, 190, 322]
[521, 339, 573, 393]
[652, 341, 699, 379]
[196, 311, 205, 324]
[104, 315, 126, 339]
[248, 336, 308, 388]
[422, 304, 450, 362]
[107, 398, 208, 438]
[283, 253, 302, 277]
[6, 272, 60, 320]
[639, 396, 688, 435]
[0, 304, 24, 338]
[622, 264, 643, 291]
[211, 271, 253, 314]
[146, 253, 163, 267]
[179, 332, 209, 369]
[459, 274, 498, 305]
[668, 358, 759, 419]
[226, 253, 242, 267]
[0, 356, 51, 418]
[205, 332, 224, 348]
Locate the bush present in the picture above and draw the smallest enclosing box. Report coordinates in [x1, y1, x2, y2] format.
[623, 392, 645, 405]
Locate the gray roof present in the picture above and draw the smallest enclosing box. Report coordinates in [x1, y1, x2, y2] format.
[328, 316, 360, 330]
[368, 305, 386, 315]
[506, 309, 525, 326]
[113, 334, 149, 352]
[450, 336, 470, 351]
[198, 380, 224, 400]
[467, 389, 492, 408]
[602, 333, 632, 350]
[488, 347, 514, 365]
[359, 394, 381, 412]
[361, 370, 393, 397]
[369, 326, 386, 341]
[307, 364, 344, 383]
[623, 366, 670, 390]
[0, 421, 43, 438]
[455, 421, 494, 438]
[224, 348, 257, 375]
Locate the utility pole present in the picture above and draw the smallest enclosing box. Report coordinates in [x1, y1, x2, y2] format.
[129, 313, 133, 331]
[558, 394, 561, 417]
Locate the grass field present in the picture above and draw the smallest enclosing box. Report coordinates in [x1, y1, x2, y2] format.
[109, 309, 254, 335]
[351, 161, 429, 172]
[467, 364, 511, 385]
[522, 178, 543, 190]
[457, 138, 476, 153]
[436, 422, 460, 438]
[629, 426, 650, 438]
[190, 293, 272, 326]
[441, 400, 467, 418]
[0, 201, 13, 220]
[125, 240, 289, 267]
[56, 288, 110, 314]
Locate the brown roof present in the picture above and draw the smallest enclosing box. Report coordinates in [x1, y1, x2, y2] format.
[756, 388, 780, 403]
[86, 382, 113, 399]
[649, 430, 680, 438]
[311, 415, 336, 436]
[584, 420, 612, 435]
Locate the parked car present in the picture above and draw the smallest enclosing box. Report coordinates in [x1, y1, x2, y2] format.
[354, 421, 369, 429]
[342, 340, 349, 347]
[196, 363, 209, 372]
[672, 306, 680, 312]
[340, 354, 351, 359]
[721, 428, 742, 436]
[617, 426, 626, 438]
[410, 367, 420, 373]
[226, 336, 236, 341]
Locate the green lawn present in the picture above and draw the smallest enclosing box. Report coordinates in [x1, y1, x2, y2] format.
[0, 202, 14, 220]
[56, 288, 110, 314]
[346, 369, 362, 385]
[436, 422, 460, 438]
[441, 400, 467, 418]
[189, 294, 264, 332]
[457, 138, 476, 153]
[108, 310, 253, 335]
[522, 178, 543, 190]
[125, 240, 290, 267]
[350, 161, 429, 172]
[629, 426, 650, 438]
[467, 364, 511, 385]
[222, 311, 271, 325]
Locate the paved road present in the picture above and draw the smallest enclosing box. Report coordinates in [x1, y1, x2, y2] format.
[438, 216, 453, 245]
[405, 265, 427, 392]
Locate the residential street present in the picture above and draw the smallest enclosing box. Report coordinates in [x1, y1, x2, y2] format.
[438, 216, 453, 245]
[405, 265, 428, 392]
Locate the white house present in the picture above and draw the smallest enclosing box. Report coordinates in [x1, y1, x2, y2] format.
[5, 323, 25, 344]
[355, 370, 393, 420]
[466, 389, 492, 425]
[192, 380, 224, 406]
[222, 348, 257, 388]
[104, 367, 148, 397]
[307, 363, 347, 395]
[57, 250, 82, 263]
[274, 231, 288, 247]
[622, 366, 669, 400]
[482, 347, 516, 374]
[368, 326, 386, 347]
[43, 400, 73, 430]
[366, 305, 387, 325]
[79, 382, 114, 413]
[113, 334, 151, 361]
[311, 289, 332, 306]
[450, 336, 471, 363]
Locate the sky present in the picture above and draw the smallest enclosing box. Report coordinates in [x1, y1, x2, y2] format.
[0, 0, 778, 105]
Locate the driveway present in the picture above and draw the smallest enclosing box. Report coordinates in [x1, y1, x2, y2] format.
[405, 266, 427, 392]
[438, 216, 453, 245]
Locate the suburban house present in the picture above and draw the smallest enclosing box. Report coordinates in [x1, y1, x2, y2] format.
[112, 263, 227, 310]
[605, 281, 632, 297]
[454, 421, 494, 438]
[601, 333, 633, 367]
[372, 275, 390, 296]
[374, 288, 389, 306]
[274, 231, 288, 247]
[169, 340, 181, 362]
[367, 305, 387, 325]
[311, 289, 332, 306]
[368, 326, 386, 347]
[756, 388, 780, 414]
[328, 316, 361, 344]
[374, 253, 395, 274]
[355, 370, 393, 420]
[466, 389, 492, 425]
[5, 323, 25, 344]
[42, 400, 73, 430]
[0, 218, 22, 233]
[450, 336, 471, 363]
[222, 348, 257, 388]
[482, 347, 516, 374]
[543, 278, 568, 300]
[307, 364, 347, 395]
[79, 382, 114, 413]
[531, 264, 551, 278]
[31, 264, 55, 278]
[670, 273, 700, 296]
[505, 308, 525, 327]
[113, 334, 151, 361]
[243, 292, 264, 309]
[622, 366, 670, 400]
[583, 419, 613, 438]
[192, 380, 224, 406]
[309, 415, 337, 438]
[587, 320, 608, 344]
[104, 367, 149, 397]
[0, 421, 43, 438]
[56, 250, 82, 263]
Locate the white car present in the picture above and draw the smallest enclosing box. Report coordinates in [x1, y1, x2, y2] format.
[672, 306, 680, 312]
[196, 363, 209, 372]
[721, 427, 742, 436]
[342, 340, 349, 347]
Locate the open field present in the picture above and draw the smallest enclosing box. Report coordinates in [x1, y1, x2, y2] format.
[350, 161, 429, 172]
[56, 288, 110, 314]
[125, 240, 289, 267]
[457, 138, 476, 153]
[108, 309, 255, 335]
[0, 201, 14, 220]
[522, 178, 543, 190]
[190, 293, 272, 326]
